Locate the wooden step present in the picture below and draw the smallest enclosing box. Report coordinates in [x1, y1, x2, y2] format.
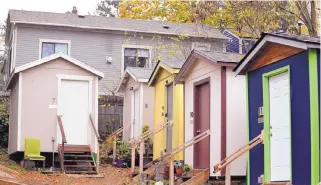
[63, 154, 92, 158]
[64, 160, 93, 163]
[65, 165, 96, 168]
[60, 144, 91, 152]
[58, 144, 97, 175]
[65, 170, 97, 174]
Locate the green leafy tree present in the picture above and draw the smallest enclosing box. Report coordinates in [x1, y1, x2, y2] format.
[96, 0, 121, 17]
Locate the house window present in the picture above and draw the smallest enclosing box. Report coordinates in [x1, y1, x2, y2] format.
[123, 47, 150, 70]
[41, 42, 68, 58]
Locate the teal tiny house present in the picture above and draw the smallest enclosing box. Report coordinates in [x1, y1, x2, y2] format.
[234, 33, 320, 185]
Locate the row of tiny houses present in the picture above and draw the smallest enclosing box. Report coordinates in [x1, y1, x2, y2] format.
[234, 33, 320, 185]
[118, 32, 321, 184]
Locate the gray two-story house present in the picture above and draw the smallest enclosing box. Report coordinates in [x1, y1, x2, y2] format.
[3, 9, 227, 172]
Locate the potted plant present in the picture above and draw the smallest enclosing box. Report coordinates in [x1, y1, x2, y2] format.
[114, 140, 131, 168]
[174, 160, 184, 177]
[182, 164, 192, 181]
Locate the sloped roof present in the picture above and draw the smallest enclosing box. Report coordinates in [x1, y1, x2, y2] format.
[194, 50, 244, 63]
[234, 32, 320, 75]
[5, 53, 104, 90]
[174, 49, 243, 84]
[8, 9, 227, 39]
[162, 60, 185, 69]
[126, 67, 154, 81]
[116, 67, 154, 93]
[148, 59, 183, 86]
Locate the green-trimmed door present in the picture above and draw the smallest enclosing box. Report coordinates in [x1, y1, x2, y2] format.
[268, 72, 291, 181]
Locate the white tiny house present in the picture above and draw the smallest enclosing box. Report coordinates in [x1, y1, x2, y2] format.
[174, 49, 246, 177]
[117, 67, 155, 141]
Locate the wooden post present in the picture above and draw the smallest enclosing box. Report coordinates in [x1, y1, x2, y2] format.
[169, 156, 174, 185]
[131, 145, 136, 173]
[139, 142, 144, 183]
[113, 136, 117, 162]
[225, 164, 231, 185]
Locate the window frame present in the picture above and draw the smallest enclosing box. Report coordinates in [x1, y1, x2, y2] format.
[39, 39, 71, 59]
[121, 44, 152, 74]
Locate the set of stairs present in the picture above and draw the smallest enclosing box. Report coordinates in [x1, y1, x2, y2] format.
[58, 144, 97, 175]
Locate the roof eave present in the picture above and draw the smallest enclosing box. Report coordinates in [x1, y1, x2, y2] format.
[12, 21, 227, 40]
[234, 34, 320, 75]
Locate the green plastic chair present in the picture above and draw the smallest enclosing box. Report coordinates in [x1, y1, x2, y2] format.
[24, 138, 46, 169]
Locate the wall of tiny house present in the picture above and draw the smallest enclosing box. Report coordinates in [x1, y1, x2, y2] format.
[183, 58, 246, 177]
[8, 58, 99, 154]
[152, 68, 184, 160]
[246, 50, 320, 185]
[122, 78, 155, 141]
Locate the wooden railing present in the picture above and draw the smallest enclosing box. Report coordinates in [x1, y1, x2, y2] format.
[89, 114, 100, 172]
[57, 115, 67, 172]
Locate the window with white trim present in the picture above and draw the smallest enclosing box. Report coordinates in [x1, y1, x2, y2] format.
[41, 42, 68, 58]
[123, 47, 150, 70]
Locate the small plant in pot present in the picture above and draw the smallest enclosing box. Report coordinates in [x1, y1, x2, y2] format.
[114, 140, 131, 168]
[182, 165, 192, 181]
[174, 160, 184, 177]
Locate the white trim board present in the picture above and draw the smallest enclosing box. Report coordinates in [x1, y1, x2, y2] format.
[15, 53, 104, 78]
[17, 72, 22, 151]
[235, 35, 320, 75]
[38, 39, 71, 59]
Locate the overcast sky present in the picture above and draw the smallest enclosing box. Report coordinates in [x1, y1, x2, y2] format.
[0, 0, 99, 23]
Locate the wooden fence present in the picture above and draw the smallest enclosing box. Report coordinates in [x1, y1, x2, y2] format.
[98, 95, 124, 139]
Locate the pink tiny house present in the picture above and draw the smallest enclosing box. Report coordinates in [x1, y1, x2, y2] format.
[116, 67, 155, 141]
[174, 49, 247, 177]
[6, 53, 104, 173]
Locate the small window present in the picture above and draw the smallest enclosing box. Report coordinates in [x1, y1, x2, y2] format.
[124, 48, 150, 70]
[41, 42, 68, 58]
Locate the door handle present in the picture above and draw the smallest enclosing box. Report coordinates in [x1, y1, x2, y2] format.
[270, 132, 272, 137]
[196, 130, 201, 133]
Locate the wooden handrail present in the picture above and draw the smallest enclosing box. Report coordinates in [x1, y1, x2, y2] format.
[89, 114, 100, 173]
[89, 114, 100, 139]
[57, 115, 66, 173]
[106, 121, 133, 142]
[57, 115, 67, 143]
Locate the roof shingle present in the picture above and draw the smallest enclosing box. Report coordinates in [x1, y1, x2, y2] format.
[8, 9, 227, 39]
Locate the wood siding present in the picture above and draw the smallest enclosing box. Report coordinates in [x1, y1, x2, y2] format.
[13, 25, 225, 94]
[152, 68, 184, 160]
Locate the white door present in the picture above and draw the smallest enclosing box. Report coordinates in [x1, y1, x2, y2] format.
[131, 88, 140, 138]
[269, 72, 291, 181]
[59, 80, 89, 145]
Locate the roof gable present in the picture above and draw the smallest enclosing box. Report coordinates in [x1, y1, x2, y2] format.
[174, 50, 242, 84]
[116, 67, 153, 93]
[234, 32, 320, 75]
[15, 53, 104, 78]
[148, 61, 180, 86]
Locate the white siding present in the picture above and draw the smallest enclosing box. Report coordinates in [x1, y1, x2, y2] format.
[15, 25, 224, 94]
[226, 68, 246, 176]
[184, 59, 246, 177]
[184, 59, 221, 176]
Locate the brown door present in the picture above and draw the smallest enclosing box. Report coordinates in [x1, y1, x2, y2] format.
[166, 84, 173, 153]
[194, 81, 210, 169]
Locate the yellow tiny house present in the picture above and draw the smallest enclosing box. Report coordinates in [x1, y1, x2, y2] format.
[148, 61, 184, 160]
